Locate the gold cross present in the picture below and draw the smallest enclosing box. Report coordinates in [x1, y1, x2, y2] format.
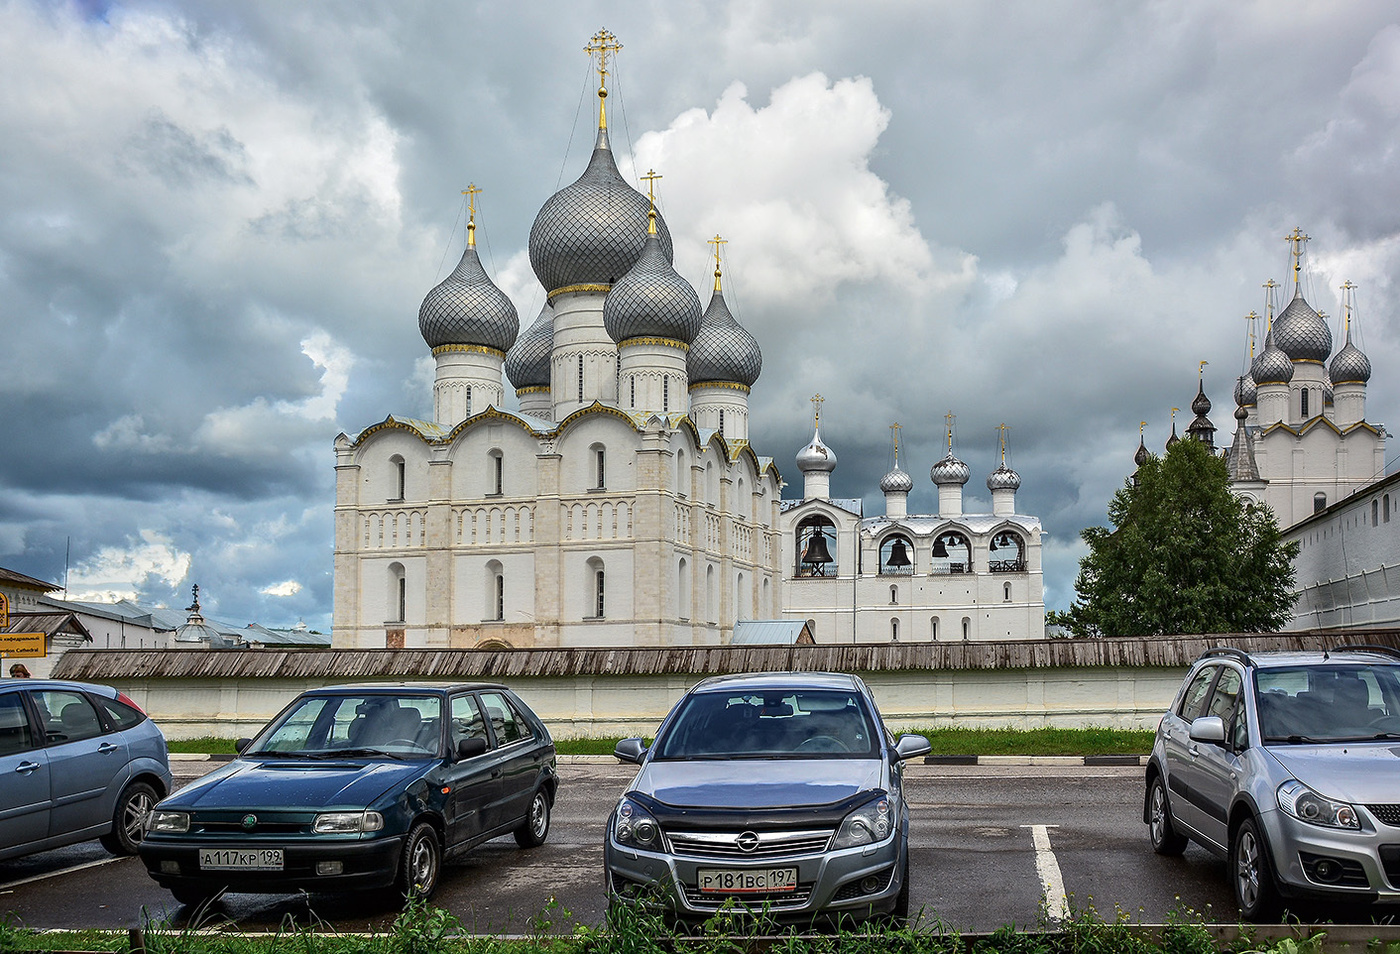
[1285, 227, 1310, 288]
[1245, 311, 1258, 358]
[709, 234, 727, 291]
[1341, 280, 1357, 333]
[585, 29, 622, 87]
[945, 411, 956, 451]
[889, 422, 902, 463]
[640, 169, 662, 206]
[997, 423, 1010, 464]
[811, 393, 825, 428]
[461, 184, 482, 246]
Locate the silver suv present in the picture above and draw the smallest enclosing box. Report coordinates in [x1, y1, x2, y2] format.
[1146, 646, 1400, 920]
[606, 672, 930, 925]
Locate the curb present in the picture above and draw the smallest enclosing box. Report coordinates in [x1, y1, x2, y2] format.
[925, 754, 1147, 766]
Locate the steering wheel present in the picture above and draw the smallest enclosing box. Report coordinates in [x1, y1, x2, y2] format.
[796, 735, 850, 753]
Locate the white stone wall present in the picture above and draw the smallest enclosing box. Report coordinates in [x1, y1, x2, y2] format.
[1285, 474, 1400, 630]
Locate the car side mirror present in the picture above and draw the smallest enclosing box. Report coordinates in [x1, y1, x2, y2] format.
[614, 737, 648, 764]
[1188, 715, 1226, 744]
[894, 733, 932, 761]
[456, 737, 488, 760]
[234, 738, 252, 754]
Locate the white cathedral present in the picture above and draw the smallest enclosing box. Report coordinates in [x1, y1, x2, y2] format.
[330, 33, 1048, 650]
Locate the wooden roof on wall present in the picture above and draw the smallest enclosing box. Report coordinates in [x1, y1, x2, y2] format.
[51, 630, 1400, 681]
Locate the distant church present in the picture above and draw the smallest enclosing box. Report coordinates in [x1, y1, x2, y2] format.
[330, 32, 1048, 649]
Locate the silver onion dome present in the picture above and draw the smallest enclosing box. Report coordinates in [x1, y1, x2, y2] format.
[505, 300, 554, 390]
[930, 452, 970, 486]
[603, 230, 702, 344]
[1251, 329, 1294, 385]
[1329, 329, 1372, 384]
[1273, 292, 1332, 363]
[1134, 437, 1149, 467]
[528, 127, 674, 294]
[1234, 373, 1256, 407]
[987, 465, 1021, 491]
[418, 245, 519, 351]
[880, 465, 913, 494]
[796, 427, 837, 473]
[688, 288, 762, 386]
[1191, 384, 1211, 417]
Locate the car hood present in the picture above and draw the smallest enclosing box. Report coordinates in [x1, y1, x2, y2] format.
[167, 757, 432, 811]
[1269, 744, 1400, 804]
[633, 758, 884, 810]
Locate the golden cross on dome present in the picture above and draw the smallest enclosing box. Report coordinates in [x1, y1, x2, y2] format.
[709, 234, 727, 291]
[944, 411, 956, 451]
[640, 169, 662, 235]
[997, 423, 1010, 465]
[1341, 280, 1357, 334]
[1285, 227, 1310, 290]
[1245, 311, 1258, 358]
[1263, 278, 1279, 326]
[810, 393, 825, 429]
[585, 30, 622, 128]
[889, 422, 902, 464]
[461, 183, 482, 247]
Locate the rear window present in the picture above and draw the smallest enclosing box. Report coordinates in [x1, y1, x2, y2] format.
[97, 696, 146, 731]
[653, 689, 877, 759]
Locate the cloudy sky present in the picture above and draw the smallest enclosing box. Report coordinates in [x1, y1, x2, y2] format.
[3, 0, 1399, 630]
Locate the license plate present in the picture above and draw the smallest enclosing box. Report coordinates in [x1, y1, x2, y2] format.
[198, 848, 284, 871]
[697, 867, 798, 894]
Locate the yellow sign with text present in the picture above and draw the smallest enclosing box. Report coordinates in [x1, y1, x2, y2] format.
[0, 632, 45, 659]
[0, 592, 8, 629]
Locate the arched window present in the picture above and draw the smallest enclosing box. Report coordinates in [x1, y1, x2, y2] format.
[1301, 387, 1310, 418]
[796, 516, 838, 577]
[1004, 582, 1012, 602]
[988, 530, 1026, 572]
[465, 384, 472, 418]
[586, 557, 605, 619]
[880, 534, 914, 575]
[1314, 492, 1326, 514]
[889, 584, 898, 605]
[678, 558, 690, 621]
[388, 562, 406, 623]
[578, 354, 585, 401]
[1386, 495, 1392, 523]
[931, 616, 939, 640]
[736, 572, 748, 621]
[762, 578, 771, 617]
[718, 409, 725, 438]
[735, 477, 747, 520]
[1374, 499, 1381, 527]
[706, 564, 718, 623]
[486, 560, 504, 621]
[592, 444, 606, 490]
[891, 618, 899, 642]
[931, 531, 972, 574]
[676, 449, 688, 498]
[961, 617, 971, 641]
[663, 377, 670, 413]
[390, 455, 406, 501]
[490, 451, 504, 496]
[630, 377, 636, 409]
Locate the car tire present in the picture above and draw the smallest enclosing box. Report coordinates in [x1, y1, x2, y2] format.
[514, 789, 551, 848]
[1147, 775, 1188, 856]
[98, 781, 158, 856]
[1232, 816, 1280, 922]
[396, 821, 442, 900]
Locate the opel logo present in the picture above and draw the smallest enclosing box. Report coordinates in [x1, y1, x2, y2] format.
[735, 831, 760, 853]
[241, 814, 257, 830]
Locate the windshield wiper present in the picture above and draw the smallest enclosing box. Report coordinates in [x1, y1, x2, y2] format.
[303, 747, 405, 760]
[1265, 735, 1325, 744]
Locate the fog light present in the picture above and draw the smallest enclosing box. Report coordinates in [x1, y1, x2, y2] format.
[316, 861, 344, 876]
[860, 874, 883, 893]
[1313, 859, 1341, 883]
[160, 860, 180, 874]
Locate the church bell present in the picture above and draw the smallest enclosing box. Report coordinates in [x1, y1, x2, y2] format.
[931, 536, 949, 558]
[885, 538, 911, 567]
[801, 533, 834, 565]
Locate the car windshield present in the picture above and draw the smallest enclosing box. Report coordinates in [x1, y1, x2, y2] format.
[247, 694, 442, 758]
[1256, 664, 1400, 743]
[652, 689, 879, 759]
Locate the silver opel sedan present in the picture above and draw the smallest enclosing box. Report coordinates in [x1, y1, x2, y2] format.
[605, 672, 930, 926]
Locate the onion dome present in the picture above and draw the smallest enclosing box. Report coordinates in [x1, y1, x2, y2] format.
[930, 451, 970, 486]
[987, 465, 1021, 491]
[505, 300, 554, 390]
[880, 464, 913, 494]
[689, 288, 762, 387]
[1234, 373, 1256, 407]
[1273, 292, 1332, 362]
[797, 427, 837, 474]
[1235, 404, 1249, 423]
[1165, 423, 1179, 450]
[1191, 383, 1211, 417]
[603, 222, 702, 344]
[1251, 329, 1294, 385]
[418, 244, 519, 352]
[1329, 329, 1372, 384]
[528, 127, 674, 294]
[1134, 437, 1149, 467]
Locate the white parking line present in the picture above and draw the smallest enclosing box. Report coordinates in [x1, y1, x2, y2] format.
[0, 855, 123, 890]
[1022, 824, 1068, 922]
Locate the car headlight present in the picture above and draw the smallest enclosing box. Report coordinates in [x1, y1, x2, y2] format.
[313, 811, 385, 834]
[146, 811, 190, 833]
[1278, 780, 1359, 830]
[612, 798, 661, 850]
[832, 795, 893, 849]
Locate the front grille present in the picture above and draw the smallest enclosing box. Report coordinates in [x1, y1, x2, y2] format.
[664, 829, 832, 859]
[1368, 804, 1400, 826]
[191, 812, 313, 836]
[681, 883, 814, 910]
[1299, 851, 1369, 888]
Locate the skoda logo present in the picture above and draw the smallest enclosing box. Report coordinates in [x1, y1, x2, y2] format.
[735, 831, 760, 853]
[241, 814, 258, 830]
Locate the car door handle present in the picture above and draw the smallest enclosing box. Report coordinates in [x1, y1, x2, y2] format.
[15, 761, 41, 775]
[98, 742, 119, 754]
[1187, 744, 1200, 757]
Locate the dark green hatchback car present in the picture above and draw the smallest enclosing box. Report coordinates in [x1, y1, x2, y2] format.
[138, 683, 557, 907]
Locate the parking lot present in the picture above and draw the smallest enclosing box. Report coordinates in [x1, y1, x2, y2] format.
[0, 759, 1260, 934]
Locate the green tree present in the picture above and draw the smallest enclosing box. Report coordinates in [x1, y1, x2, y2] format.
[1052, 437, 1299, 637]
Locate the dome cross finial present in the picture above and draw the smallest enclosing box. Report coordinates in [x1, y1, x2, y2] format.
[640, 168, 661, 235]
[1245, 310, 1258, 359]
[708, 234, 727, 292]
[1285, 227, 1310, 293]
[1198, 359, 1208, 383]
[811, 393, 825, 429]
[1341, 280, 1356, 336]
[585, 29, 622, 130]
[890, 422, 902, 466]
[461, 183, 482, 248]
[997, 423, 1009, 466]
[944, 411, 956, 452]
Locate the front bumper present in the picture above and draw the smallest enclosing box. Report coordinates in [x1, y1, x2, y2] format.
[138, 835, 404, 895]
[604, 834, 906, 923]
[1260, 807, 1400, 904]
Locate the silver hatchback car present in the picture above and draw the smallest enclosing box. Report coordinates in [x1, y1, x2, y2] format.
[605, 672, 930, 925]
[1146, 646, 1400, 920]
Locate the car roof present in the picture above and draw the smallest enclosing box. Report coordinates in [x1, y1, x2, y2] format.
[689, 671, 865, 693]
[303, 682, 510, 695]
[0, 679, 117, 696]
[1201, 648, 1400, 669]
